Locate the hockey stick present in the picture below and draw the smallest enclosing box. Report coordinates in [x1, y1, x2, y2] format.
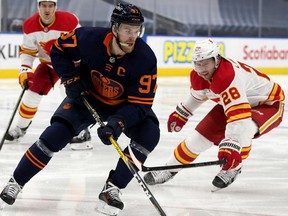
[81, 96, 167, 216]
[0, 88, 26, 150]
[141, 159, 226, 172]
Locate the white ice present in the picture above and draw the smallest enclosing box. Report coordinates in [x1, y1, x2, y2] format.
[0, 76, 287, 216]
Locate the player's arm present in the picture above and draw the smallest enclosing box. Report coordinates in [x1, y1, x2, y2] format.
[51, 29, 80, 77]
[18, 34, 38, 89]
[167, 71, 207, 132]
[218, 80, 254, 170]
[167, 91, 205, 132]
[50, 29, 85, 101]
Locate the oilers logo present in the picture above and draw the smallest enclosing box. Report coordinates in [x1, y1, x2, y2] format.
[91, 70, 124, 99]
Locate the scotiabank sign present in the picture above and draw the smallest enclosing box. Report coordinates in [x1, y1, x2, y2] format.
[243, 45, 288, 60]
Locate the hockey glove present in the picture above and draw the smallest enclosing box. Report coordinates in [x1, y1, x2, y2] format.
[19, 66, 34, 89]
[62, 75, 86, 103]
[167, 103, 193, 132]
[218, 138, 242, 171]
[97, 117, 125, 145]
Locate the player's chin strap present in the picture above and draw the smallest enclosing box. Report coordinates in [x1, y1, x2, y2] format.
[112, 23, 144, 52]
[80, 94, 167, 216]
[111, 26, 127, 53]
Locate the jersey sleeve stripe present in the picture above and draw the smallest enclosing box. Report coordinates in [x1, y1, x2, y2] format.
[227, 112, 252, 123]
[225, 103, 251, 114]
[54, 40, 63, 52]
[266, 83, 285, 102]
[20, 46, 38, 56]
[225, 103, 252, 123]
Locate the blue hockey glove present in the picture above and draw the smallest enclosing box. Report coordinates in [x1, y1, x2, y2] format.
[62, 75, 86, 103]
[97, 117, 125, 145]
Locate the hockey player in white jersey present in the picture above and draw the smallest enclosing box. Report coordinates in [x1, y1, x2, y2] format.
[144, 38, 285, 191]
[4, 0, 92, 149]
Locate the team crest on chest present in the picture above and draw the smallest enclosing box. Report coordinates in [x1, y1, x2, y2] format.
[91, 70, 124, 99]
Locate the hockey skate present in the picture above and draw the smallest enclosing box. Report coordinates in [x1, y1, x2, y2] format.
[95, 171, 124, 216]
[5, 126, 28, 141]
[0, 177, 22, 209]
[70, 128, 93, 150]
[143, 170, 177, 185]
[211, 164, 242, 192]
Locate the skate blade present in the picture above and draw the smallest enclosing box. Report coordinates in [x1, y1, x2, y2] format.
[4, 138, 21, 143]
[0, 199, 7, 210]
[70, 142, 93, 151]
[95, 200, 120, 216]
[211, 186, 223, 192]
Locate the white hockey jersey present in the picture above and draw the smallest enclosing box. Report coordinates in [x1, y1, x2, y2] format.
[185, 57, 285, 141]
[20, 11, 80, 69]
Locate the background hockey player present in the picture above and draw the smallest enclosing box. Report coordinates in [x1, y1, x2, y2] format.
[4, 0, 92, 149]
[144, 38, 285, 192]
[0, 3, 160, 215]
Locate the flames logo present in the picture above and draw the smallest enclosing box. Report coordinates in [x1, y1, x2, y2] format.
[39, 39, 57, 55]
[91, 70, 124, 99]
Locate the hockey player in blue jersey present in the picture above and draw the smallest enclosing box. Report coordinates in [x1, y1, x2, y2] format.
[0, 3, 160, 215]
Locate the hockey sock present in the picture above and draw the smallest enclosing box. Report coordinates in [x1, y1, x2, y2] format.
[13, 142, 52, 186]
[17, 90, 42, 128]
[173, 140, 199, 164]
[111, 145, 148, 188]
[111, 158, 133, 189]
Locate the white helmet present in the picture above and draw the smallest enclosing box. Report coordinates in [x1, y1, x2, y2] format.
[192, 38, 220, 62]
[37, 0, 57, 4]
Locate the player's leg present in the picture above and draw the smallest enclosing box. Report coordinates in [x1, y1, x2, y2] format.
[69, 127, 92, 150]
[212, 102, 284, 191]
[144, 130, 213, 185]
[5, 90, 41, 141]
[58, 80, 92, 149]
[143, 105, 225, 186]
[0, 121, 75, 206]
[5, 64, 58, 141]
[252, 101, 284, 138]
[96, 114, 160, 215]
[143, 105, 221, 186]
[0, 98, 94, 207]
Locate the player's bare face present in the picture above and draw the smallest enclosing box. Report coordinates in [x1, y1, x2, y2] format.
[38, 2, 56, 25]
[117, 24, 141, 53]
[194, 58, 216, 80]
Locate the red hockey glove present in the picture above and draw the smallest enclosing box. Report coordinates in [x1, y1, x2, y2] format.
[19, 66, 34, 89]
[97, 117, 125, 145]
[167, 103, 193, 132]
[218, 138, 242, 171]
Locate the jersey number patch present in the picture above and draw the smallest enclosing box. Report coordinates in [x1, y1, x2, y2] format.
[221, 87, 241, 106]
